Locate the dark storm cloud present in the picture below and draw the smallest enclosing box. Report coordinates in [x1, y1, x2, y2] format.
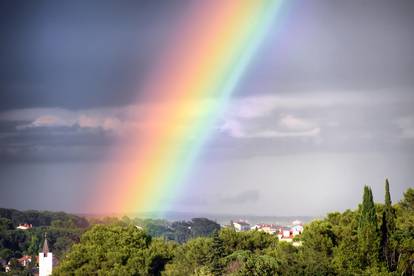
[0, 0, 187, 111]
[0, 121, 114, 163]
[237, 0, 414, 96]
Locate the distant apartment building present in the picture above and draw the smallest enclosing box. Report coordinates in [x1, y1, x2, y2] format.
[281, 227, 292, 238]
[232, 220, 251, 232]
[277, 220, 304, 241]
[291, 224, 304, 236]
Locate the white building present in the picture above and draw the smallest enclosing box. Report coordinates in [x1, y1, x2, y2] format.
[291, 224, 304, 236]
[39, 233, 53, 276]
[281, 227, 292, 238]
[16, 223, 32, 230]
[233, 221, 251, 232]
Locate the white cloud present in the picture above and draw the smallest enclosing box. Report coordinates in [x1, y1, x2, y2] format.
[220, 97, 322, 139]
[219, 115, 321, 139]
[31, 115, 72, 128]
[218, 94, 336, 139]
[2, 99, 219, 136]
[279, 114, 316, 131]
[13, 110, 127, 133]
[223, 91, 406, 123]
[248, 127, 321, 138]
[16, 114, 75, 129]
[224, 93, 363, 120]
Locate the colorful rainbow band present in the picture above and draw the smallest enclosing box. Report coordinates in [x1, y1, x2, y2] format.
[92, 1, 285, 215]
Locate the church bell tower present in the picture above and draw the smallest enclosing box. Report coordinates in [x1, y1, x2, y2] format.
[39, 233, 53, 276]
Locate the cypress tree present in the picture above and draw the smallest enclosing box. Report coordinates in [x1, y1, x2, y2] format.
[380, 179, 396, 270]
[358, 186, 379, 267]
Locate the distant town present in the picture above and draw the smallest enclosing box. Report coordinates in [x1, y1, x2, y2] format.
[226, 219, 303, 246]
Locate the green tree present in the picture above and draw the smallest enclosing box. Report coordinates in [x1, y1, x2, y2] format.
[299, 220, 337, 275]
[171, 221, 192, 243]
[358, 186, 380, 267]
[208, 231, 225, 275]
[190, 218, 220, 238]
[394, 188, 414, 275]
[240, 254, 278, 276]
[54, 224, 173, 275]
[219, 228, 277, 254]
[164, 237, 212, 275]
[380, 179, 396, 271]
[26, 235, 39, 256]
[331, 210, 362, 274]
[0, 218, 13, 231]
[264, 242, 300, 275]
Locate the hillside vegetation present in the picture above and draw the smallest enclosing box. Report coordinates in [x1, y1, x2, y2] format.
[1, 180, 413, 275]
[55, 180, 413, 275]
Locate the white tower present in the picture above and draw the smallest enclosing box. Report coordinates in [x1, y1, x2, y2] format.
[39, 233, 53, 276]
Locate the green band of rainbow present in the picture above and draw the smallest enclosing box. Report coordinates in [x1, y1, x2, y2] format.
[92, 1, 285, 215]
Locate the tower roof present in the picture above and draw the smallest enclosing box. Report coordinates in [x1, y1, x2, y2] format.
[42, 233, 49, 254]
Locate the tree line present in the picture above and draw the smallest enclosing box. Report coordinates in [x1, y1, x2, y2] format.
[1, 180, 413, 275]
[54, 180, 413, 275]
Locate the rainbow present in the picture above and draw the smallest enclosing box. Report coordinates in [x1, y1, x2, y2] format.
[92, 1, 284, 215]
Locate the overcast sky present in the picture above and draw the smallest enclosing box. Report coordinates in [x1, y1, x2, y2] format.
[1, 0, 413, 216]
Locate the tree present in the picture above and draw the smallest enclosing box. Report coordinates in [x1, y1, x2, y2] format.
[26, 235, 39, 256]
[330, 210, 361, 274]
[394, 188, 414, 275]
[400, 188, 414, 211]
[208, 231, 225, 275]
[54, 224, 173, 275]
[190, 218, 220, 238]
[171, 221, 192, 243]
[0, 218, 13, 231]
[219, 228, 278, 254]
[164, 237, 212, 275]
[380, 179, 396, 270]
[358, 186, 380, 267]
[240, 254, 278, 276]
[300, 220, 337, 275]
[264, 242, 300, 275]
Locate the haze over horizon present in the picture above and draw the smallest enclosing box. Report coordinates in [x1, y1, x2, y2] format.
[1, 0, 413, 216]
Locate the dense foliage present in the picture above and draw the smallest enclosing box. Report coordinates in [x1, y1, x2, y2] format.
[2, 181, 413, 275]
[0, 209, 89, 274]
[55, 182, 413, 275]
[90, 216, 221, 244]
[53, 224, 175, 275]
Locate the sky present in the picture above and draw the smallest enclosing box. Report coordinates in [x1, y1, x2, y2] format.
[1, 0, 413, 216]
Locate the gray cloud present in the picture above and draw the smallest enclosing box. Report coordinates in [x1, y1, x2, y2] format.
[0, 0, 187, 111]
